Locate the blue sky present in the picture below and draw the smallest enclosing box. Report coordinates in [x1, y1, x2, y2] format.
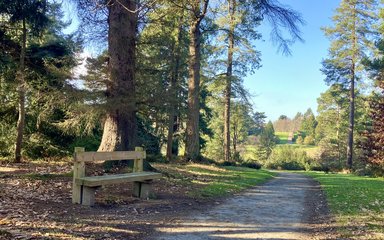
[245, 0, 340, 121]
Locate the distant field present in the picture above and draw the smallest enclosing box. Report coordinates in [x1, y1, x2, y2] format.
[240, 131, 319, 160]
[275, 132, 289, 144]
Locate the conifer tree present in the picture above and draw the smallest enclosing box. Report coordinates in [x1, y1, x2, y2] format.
[322, 0, 378, 169]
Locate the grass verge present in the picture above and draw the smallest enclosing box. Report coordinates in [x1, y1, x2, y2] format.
[303, 171, 384, 239]
[156, 163, 275, 199]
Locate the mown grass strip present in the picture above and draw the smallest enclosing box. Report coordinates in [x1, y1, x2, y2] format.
[185, 165, 275, 198]
[304, 171, 384, 239]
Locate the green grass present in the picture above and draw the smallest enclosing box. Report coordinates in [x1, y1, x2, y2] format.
[303, 172, 384, 239]
[184, 165, 275, 198]
[275, 132, 289, 144]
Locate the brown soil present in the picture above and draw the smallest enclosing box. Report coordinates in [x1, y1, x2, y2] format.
[0, 162, 336, 240]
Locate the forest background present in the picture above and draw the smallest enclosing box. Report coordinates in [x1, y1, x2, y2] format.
[1, 0, 384, 176]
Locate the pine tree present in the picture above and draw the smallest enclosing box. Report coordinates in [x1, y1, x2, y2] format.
[322, 0, 378, 169]
[185, 0, 209, 160]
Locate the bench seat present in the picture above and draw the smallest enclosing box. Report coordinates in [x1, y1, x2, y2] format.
[75, 172, 162, 187]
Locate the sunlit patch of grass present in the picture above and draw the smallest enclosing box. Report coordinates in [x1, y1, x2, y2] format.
[154, 163, 275, 199]
[186, 165, 275, 198]
[275, 132, 289, 144]
[304, 172, 384, 239]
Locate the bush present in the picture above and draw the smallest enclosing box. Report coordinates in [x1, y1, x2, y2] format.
[220, 161, 237, 167]
[264, 146, 313, 170]
[303, 135, 315, 145]
[296, 136, 304, 145]
[239, 161, 262, 169]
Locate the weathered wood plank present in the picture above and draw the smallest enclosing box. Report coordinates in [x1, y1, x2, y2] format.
[72, 147, 85, 204]
[133, 146, 144, 172]
[75, 172, 162, 187]
[74, 151, 145, 162]
[82, 186, 97, 206]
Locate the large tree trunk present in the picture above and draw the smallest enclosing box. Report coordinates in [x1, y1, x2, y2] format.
[15, 18, 27, 163]
[98, 0, 138, 152]
[185, 21, 201, 160]
[224, 0, 236, 162]
[346, 63, 355, 169]
[185, 0, 208, 161]
[166, 14, 183, 161]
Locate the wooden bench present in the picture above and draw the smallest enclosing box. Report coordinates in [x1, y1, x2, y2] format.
[72, 147, 162, 206]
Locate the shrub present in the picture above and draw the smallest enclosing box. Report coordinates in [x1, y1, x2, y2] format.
[264, 146, 313, 170]
[239, 161, 262, 169]
[296, 136, 304, 145]
[220, 161, 237, 167]
[303, 135, 315, 145]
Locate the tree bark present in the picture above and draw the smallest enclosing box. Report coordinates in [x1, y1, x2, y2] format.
[15, 18, 27, 163]
[166, 13, 183, 161]
[185, 0, 208, 160]
[98, 0, 138, 152]
[185, 21, 201, 160]
[346, 63, 355, 169]
[224, 0, 235, 162]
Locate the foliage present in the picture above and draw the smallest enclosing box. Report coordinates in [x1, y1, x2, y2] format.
[303, 135, 315, 145]
[265, 146, 314, 170]
[258, 121, 277, 160]
[361, 39, 384, 176]
[296, 135, 303, 145]
[299, 108, 317, 137]
[0, 2, 80, 159]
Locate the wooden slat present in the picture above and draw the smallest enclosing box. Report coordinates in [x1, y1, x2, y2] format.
[72, 147, 85, 204]
[74, 151, 145, 162]
[133, 146, 144, 172]
[75, 172, 162, 187]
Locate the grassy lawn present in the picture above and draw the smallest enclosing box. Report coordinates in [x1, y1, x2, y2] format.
[304, 172, 384, 239]
[240, 144, 319, 160]
[156, 163, 275, 198]
[275, 132, 289, 144]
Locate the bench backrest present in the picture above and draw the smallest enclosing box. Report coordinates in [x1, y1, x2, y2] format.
[73, 146, 146, 174]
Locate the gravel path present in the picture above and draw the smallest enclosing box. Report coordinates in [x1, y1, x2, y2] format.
[153, 172, 328, 240]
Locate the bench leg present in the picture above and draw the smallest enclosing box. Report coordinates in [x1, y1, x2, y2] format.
[81, 186, 97, 206]
[133, 181, 155, 199]
[72, 184, 82, 204]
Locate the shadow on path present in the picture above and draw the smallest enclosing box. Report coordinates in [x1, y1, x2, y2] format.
[152, 172, 329, 240]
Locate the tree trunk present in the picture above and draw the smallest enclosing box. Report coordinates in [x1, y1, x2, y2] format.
[15, 18, 27, 163]
[336, 104, 341, 166]
[185, 21, 201, 160]
[98, 0, 138, 152]
[346, 64, 355, 169]
[166, 13, 184, 161]
[185, 0, 208, 161]
[224, 0, 236, 162]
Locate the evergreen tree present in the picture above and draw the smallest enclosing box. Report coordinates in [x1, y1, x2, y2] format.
[0, 0, 50, 162]
[259, 121, 277, 160]
[185, 0, 209, 160]
[300, 108, 317, 137]
[322, 0, 378, 169]
[363, 39, 384, 175]
[0, 1, 78, 160]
